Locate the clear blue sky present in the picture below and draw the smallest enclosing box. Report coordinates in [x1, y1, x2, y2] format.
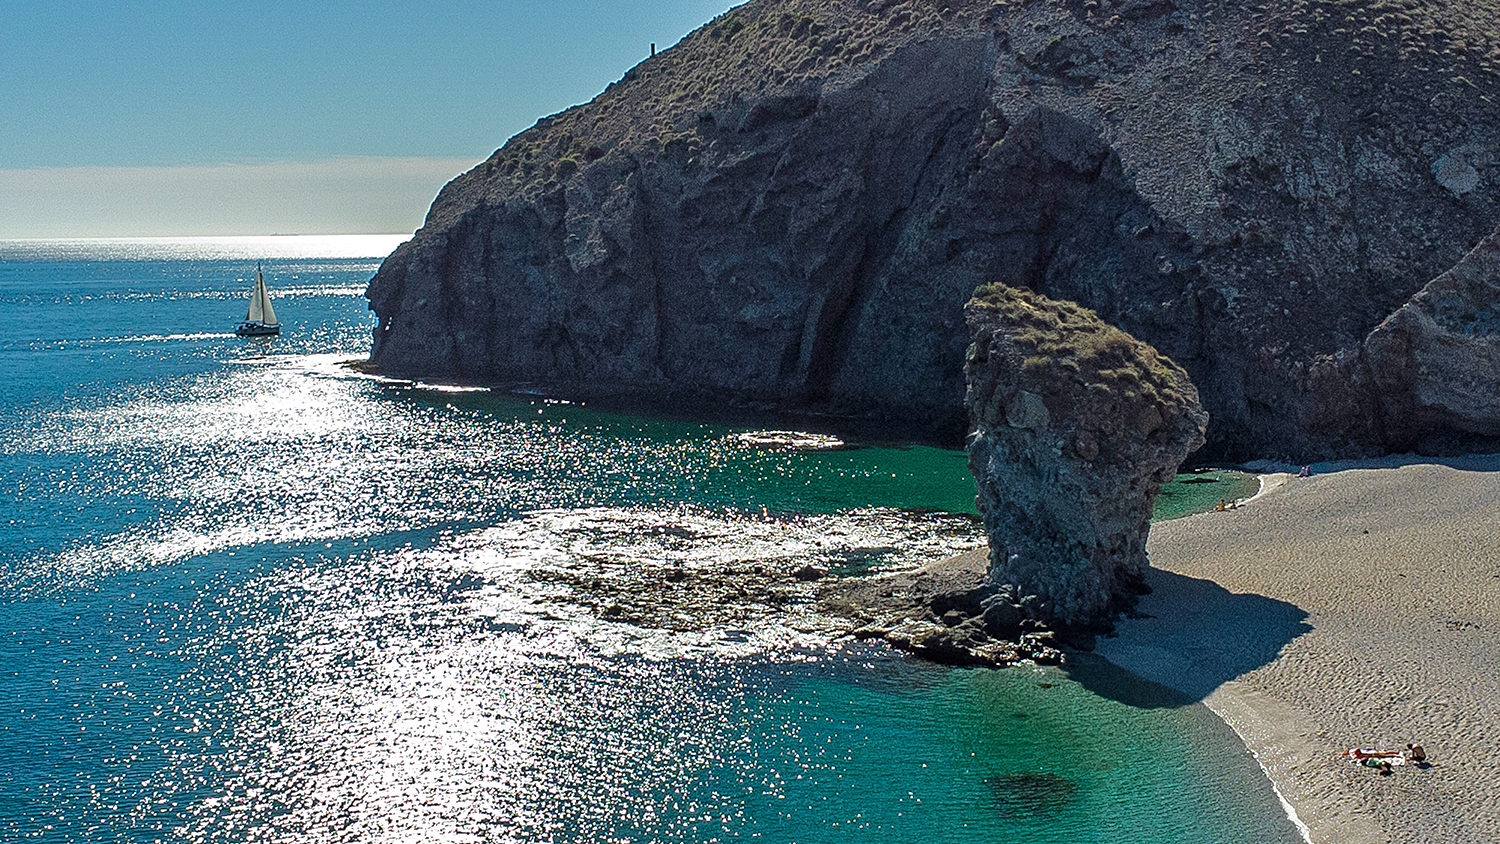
[0, 0, 736, 236]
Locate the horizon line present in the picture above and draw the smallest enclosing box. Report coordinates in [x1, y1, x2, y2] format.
[0, 157, 473, 239]
[0, 233, 412, 241]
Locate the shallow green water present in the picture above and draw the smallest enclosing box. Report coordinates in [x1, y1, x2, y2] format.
[1154, 470, 1262, 522]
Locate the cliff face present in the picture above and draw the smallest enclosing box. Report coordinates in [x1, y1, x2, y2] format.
[368, 0, 1500, 458]
[965, 285, 1207, 628]
[1320, 224, 1500, 450]
[1364, 227, 1500, 443]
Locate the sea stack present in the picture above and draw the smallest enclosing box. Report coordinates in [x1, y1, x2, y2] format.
[964, 285, 1207, 629]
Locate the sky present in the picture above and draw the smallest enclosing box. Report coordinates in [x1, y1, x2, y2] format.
[0, 0, 737, 237]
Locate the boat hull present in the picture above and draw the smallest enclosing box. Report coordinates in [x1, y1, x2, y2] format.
[235, 322, 281, 336]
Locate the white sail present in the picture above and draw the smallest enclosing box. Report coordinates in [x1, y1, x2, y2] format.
[236, 263, 282, 334]
[243, 265, 279, 326]
[246, 266, 266, 323]
[258, 272, 279, 326]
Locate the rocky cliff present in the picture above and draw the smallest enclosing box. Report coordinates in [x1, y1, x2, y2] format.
[367, 0, 1500, 459]
[965, 285, 1207, 628]
[1309, 224, 1500, 451]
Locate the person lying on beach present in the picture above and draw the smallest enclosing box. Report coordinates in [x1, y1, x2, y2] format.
[1346, 747, 1402, 762]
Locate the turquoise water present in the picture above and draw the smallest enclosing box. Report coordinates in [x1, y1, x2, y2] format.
[0, 237, 1301, 843]
[1155, 470, 1262, 522]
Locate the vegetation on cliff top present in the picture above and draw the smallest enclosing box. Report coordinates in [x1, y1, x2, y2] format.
[443, 0, 1500, 212]
[968, 283, 1195, 411]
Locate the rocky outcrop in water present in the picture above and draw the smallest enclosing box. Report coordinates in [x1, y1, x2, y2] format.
[367, 0, 1500, 458]
[964, 286, 1207, 629]
[818, 547, 1068, 666]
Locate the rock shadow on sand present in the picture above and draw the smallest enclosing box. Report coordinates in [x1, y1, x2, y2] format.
[1063, 568, 1312, 707]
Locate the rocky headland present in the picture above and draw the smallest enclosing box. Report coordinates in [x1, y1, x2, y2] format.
[367, 0, 1500, 461]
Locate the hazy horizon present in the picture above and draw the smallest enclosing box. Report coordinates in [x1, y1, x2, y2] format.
[0, 158, 475, 239]
[0, 233, 412, 263]
[3, 0, 736, 237]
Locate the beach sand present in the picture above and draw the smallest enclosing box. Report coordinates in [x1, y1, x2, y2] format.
[1096, 456, 1500, 844]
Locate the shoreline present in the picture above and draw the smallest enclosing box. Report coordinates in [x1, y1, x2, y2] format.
[1097, 453, 1500, 844]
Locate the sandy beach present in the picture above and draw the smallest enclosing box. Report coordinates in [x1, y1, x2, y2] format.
[1096, 456, 1500, 844]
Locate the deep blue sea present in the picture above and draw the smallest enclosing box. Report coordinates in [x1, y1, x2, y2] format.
[0, 236, 1302, 843]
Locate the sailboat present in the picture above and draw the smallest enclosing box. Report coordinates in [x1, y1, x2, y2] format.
[235, 262, 282, 336]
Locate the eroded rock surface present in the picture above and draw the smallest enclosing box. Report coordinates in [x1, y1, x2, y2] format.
[965, 286, 1207, 629]
[1309, 225, 1500, 452]
[1363, 227, 1500, 445]
[818, 547, 1067, 666]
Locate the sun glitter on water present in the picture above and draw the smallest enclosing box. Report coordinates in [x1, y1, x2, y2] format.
[0, 242, 1303, 844]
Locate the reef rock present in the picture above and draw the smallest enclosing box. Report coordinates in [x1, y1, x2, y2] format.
[367, 0, 1500, 458]
[965, 286, 1207, 629]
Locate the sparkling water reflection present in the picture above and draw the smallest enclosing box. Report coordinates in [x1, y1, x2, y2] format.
[0, 240, 1302, 843]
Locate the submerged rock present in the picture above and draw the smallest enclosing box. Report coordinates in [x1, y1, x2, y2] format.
[986, 772, 1080, 819]
[965, 286, 1207, 629]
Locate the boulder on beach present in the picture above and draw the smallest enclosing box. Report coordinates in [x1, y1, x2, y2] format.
[1308, 224, 1500, 453]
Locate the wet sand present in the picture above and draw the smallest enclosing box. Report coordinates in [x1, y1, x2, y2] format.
[1096, 455, 1500, 844]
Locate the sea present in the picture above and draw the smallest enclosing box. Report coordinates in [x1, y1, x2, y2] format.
[0, 236, 1302, 843]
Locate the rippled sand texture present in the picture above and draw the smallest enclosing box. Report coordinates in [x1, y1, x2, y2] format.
[1098, 457, 1500, 844]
